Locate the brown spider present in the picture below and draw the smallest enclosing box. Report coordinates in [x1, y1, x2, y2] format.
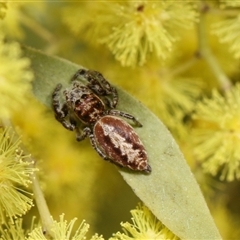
[52, 68, 151, 173]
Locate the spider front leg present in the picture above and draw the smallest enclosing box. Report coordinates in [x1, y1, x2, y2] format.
[108, 109, 143, 127]
[72, 68, 118, 109]
[86, 71, 118, 109]
[52, 84, 76, 131]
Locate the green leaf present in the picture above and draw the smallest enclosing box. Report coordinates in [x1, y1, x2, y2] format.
[23, 46, 221, 240]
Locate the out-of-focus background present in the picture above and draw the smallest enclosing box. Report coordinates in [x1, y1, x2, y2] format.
[1, 1, 240, 239]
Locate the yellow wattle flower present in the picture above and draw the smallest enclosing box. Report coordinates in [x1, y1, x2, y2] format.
[111, 204, 179, 240]
[0, 128, 35, 222]
[0, 33, 33, 118]
[62, 1, 197, 67]
[192, 84, 240, 181]
[27, 214, 104, 240]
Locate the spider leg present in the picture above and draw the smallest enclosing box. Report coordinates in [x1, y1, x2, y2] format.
[88, 131, 109, 160]
[52, 83, 76, 131]
[72, 68, 118, 109]
[71, 69, 86, 82]
[87, 71, 118, 109]
[76, 126, 109, 160]
[86, 75, 118, 109]
[108, 109, 143, 127]
[76, 127, 91, 141]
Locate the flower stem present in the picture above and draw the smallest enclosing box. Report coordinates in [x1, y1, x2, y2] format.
[197, 2, 232, 91]
[31, 168, 54, 237]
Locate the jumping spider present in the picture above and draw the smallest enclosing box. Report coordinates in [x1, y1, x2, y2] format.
[52, 69, 151, 173]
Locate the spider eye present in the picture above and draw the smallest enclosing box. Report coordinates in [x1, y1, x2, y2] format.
[81, 94, 88, 99]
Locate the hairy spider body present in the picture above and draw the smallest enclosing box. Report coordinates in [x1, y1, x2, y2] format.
[52, 69, 151, 173]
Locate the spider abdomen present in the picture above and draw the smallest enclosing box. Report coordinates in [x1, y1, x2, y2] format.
[94, 116, 151, 173]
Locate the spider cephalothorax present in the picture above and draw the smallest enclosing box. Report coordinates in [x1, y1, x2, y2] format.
[52, 68, 151, 173]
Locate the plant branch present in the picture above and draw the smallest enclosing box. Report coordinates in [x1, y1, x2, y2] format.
[167, 56, 199, 79]
[19, 12, 55, 44]
[197, 2, 232, 91]
[30, 165, 54, 237]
